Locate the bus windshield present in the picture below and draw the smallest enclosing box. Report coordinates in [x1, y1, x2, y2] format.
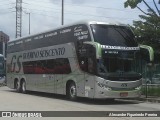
[91, 24, 138, 47]
[98, 50, 142, 81]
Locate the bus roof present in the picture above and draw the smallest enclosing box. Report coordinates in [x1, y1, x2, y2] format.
[9, 20, 127, 43]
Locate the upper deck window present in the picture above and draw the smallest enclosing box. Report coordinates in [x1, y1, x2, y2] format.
[91, 24, 138, 47]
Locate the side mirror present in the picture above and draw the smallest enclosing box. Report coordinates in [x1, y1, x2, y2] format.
[140, 45, 154, 62]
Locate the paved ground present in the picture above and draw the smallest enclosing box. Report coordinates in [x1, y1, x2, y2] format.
[0, 86, 160, 120]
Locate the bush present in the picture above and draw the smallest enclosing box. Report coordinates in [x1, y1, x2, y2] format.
[141, 85, 160, 97]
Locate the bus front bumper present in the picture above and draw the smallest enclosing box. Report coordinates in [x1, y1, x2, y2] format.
[94, 88, 141, 99]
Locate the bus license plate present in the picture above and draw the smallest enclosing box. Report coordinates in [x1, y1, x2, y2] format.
[120, 92, 128, 97]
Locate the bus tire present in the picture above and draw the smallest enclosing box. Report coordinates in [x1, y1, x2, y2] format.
[15, 80, 21, 93]
[106, 98, 115, 102]
[21, 80, 27, 94]
[67, 82, 77, 100]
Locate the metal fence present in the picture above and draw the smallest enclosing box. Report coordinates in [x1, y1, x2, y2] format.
[141, 84, 160, 97]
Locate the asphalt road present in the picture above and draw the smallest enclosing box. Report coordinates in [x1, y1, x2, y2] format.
[0, 86, 160, 120]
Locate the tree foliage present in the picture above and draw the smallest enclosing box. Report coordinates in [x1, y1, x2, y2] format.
[124, 0, 142, 8]
[124, 0, 160, 56]
[125, 0, 160, 16]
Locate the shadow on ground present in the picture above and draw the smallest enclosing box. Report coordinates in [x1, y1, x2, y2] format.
[5, 87, 142, 105]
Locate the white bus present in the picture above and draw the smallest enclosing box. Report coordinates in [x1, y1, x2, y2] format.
[7, 21, 153, 100]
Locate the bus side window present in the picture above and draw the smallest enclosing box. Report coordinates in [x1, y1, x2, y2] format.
[54, 58, 71, 74]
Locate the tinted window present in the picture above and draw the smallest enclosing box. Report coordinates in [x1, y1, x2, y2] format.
[91, 24, 138, 47]
[8, 24, 91, 53]
[23, 58, 71, 74]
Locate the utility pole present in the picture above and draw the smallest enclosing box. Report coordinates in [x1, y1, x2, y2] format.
[23, 11, 31, 35]
[29, 12, 30, 34]
[26, 12, 30, 35]
[16, 0, 22, 38]
[62, 0, 64, 25]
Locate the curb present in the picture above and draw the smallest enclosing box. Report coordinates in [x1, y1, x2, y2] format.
[137, 97, 160, 103]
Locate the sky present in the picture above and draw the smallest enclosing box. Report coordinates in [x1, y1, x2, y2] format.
[0, 0, 159, 40]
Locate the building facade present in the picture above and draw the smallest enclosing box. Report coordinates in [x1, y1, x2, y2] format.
[0, 31, 9, 58]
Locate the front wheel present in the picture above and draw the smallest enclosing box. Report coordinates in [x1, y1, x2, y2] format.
[67, 82, 77, 100]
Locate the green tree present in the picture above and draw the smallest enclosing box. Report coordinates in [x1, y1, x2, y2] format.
[124, 0, 160, 61]
[124, 0, 160, 16]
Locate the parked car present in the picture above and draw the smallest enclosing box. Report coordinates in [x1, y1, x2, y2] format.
[152, 74, 160, 84]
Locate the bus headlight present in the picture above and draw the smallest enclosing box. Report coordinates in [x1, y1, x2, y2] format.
[106, 87, 112, 91]
[97, 82, 111, 90]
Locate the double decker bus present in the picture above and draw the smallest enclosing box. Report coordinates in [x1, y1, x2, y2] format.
[6, 21, 153, 100]
[0, 54, 5, 84]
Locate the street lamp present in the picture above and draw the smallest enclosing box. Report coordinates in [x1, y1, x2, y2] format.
[62, 0, 64, 25]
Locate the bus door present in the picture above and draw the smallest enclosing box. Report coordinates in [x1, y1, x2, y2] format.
[78, 43, 97, 97]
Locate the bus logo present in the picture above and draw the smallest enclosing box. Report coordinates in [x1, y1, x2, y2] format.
[121, 83, 127, 87]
